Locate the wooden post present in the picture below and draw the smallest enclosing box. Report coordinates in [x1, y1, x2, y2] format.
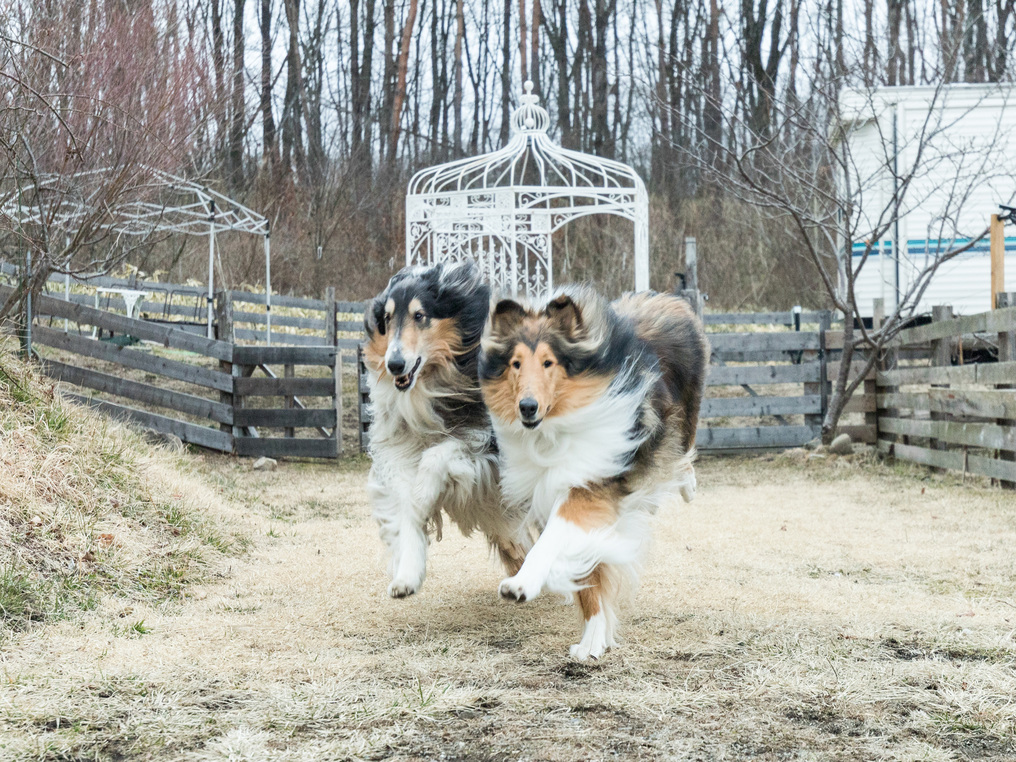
[325, 286, 337, 347]
[996, 291, 1015, 489]
[284, 364, 295, 438]
[334, 351, 343, 456]
[990, 214, 1005, 309]
[866, 299, 884, 444]
[214, 291, 235, 441]
[805, 311, 829, 437]
[929, 305, 953, 471]
[684, 237, 698, 292]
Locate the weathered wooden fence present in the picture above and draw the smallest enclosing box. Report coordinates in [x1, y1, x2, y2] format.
[876, 296, 1016, 488]
[2, 283, 344, 458]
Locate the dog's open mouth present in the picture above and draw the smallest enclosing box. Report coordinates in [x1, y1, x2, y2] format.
[394, 357, 422, 391]
[521, 419, 542, 430]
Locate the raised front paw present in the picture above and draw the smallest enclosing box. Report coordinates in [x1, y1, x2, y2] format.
[679, 468, 697, 503]
[499, 576, 537, 603]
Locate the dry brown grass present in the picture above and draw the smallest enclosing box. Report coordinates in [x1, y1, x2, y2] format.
[0, 341, 246, 642]
[2, 446, 1015, 760]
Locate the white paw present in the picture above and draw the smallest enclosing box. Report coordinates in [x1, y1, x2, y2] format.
[570, 612, 609, 661]
[499, 576, 539, 603]
[388, 578, 420, 598]
[569, 638, 606, 662]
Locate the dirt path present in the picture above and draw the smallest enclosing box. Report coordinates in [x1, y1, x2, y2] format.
[2, 452, 1016, 760]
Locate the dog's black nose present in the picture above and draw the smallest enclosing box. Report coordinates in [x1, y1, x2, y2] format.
[387, 354, 406, 375]
[518, 398, 539, 419]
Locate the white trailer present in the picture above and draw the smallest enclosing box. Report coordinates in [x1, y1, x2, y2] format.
[839, 84, 1016, 317]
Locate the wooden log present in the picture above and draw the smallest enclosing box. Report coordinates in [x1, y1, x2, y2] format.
[233, 376, 336, 397]
[695, 425, 818, 450]
[233, 436, 338, 458]
[64, 394, 233, 452]
[705, 363, 821, 386]
[44, 360, 233, 425]
[700, 394, 822, 418]
[32, 325, 233, 392]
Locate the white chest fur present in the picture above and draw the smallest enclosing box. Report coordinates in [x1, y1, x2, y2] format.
[492, 383, 650, 525]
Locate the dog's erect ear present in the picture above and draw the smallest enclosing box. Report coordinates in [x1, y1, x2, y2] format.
[544, 293, 583, 339]
[490, 298, 527, 335]
[368, 297, 387, 335]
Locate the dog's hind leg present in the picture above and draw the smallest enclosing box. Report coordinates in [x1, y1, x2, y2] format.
[570, 565, 614, 661]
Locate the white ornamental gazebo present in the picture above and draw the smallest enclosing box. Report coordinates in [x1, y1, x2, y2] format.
[406, 82, 649, 299]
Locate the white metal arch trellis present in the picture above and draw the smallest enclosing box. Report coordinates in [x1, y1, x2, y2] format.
[406, 82, 649, 299]
[2, 167, 273, 341]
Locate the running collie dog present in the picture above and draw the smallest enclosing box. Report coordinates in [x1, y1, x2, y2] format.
[363, 261, 529, 598]
[479, 287, 709, 660]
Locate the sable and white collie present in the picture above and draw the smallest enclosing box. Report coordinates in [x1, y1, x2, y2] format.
[479, 286, 709, 660]
[363, 260, 530, 598]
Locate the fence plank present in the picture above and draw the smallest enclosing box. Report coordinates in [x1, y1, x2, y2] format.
[695, 425, 818, 449]
[978, 362, 1016, 385]
[892, 442, 966, 471]
[65, 394, 233, 452]
[32, 326, 234, 392]
[879, 416, 1016, 451]
[891, 305, 1016, 347]
[701, 395, 821, 418]
[877, 364, 979, 386]
[233, 376, 336, 396]
[44, 360, 233, 425]
[233, 310, 327, 331]
[234, 436, 338, 458]
[929, 389, 1016, 419]
[233, 408, 337, 428]
[876, 392, 931, 411]
[968, 453, 1016, 482]
[708, 332, 821, 352]
[706, 363, 821, 385]
[703, 311, 828, 325]
[842, 394, 876, 413]
[232, 345, 336, 366]
[21, 288, 233, 361]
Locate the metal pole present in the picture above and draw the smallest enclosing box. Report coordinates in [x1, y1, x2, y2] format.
[265, 231, 272, 346]
[207, 201, 216, 340]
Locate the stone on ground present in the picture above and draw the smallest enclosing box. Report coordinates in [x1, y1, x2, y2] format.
[829, 433, 853, 455]
[252, 456, 278, 471]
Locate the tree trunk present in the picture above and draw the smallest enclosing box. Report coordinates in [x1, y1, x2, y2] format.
[498, 0, 512, 146]
[260, 0, 278, 166]
[389, 0, 420, 164]
[228, 0, 247, 189]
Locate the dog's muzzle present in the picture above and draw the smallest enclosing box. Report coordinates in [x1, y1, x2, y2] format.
[393, 357, 422, 391]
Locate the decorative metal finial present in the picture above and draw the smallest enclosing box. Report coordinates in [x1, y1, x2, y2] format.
[513, 81, 548, 134]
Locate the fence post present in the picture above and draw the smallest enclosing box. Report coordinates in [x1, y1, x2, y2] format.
[284, 364, 295, 438]
[684, 237, 698, 292]
[806, 310, 829, 438]
[990, 214, 1005, 309]
[996, 291, 1015, 489]
[929, 305, 954, 472]
[867, 299, 885, 444]
[325, 286, 337, 347]
[334, 350, 343, 457]
[214, 291, 235, 441]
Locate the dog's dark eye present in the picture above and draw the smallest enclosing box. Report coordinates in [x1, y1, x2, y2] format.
[543, 360, 554, 368]
[384, 313, 391, 324]
[414, 311, 425, 323]
[511, 360, 521, 370]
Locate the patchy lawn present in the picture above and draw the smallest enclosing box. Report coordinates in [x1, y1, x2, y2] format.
[1, 449, 1015, 760]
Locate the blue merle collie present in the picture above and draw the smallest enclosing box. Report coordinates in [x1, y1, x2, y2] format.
[479, 286, 709, 660]
[363, 260, 530, 598]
